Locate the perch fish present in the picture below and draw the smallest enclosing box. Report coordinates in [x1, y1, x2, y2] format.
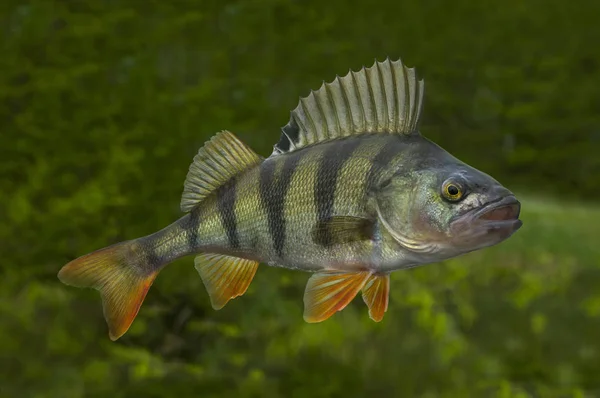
[58, 58, 522, 340]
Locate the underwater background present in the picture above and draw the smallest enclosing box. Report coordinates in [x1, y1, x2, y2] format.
[2, 1, 599, 397]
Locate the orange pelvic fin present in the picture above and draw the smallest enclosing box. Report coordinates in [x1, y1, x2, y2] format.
[303, 270, 370, 323]
[361, 273, 390, 322]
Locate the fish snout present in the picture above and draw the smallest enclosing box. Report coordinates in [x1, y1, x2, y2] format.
[478, 196, 521, 222]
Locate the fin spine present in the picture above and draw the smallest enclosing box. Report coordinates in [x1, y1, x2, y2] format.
[272, 58, 425, 156]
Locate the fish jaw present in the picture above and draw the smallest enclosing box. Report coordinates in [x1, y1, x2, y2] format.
[448, 195, 522, 252]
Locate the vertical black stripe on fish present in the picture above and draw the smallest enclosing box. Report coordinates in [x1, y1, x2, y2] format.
[366, 137, 405, 193]
[364, 137, 405, 262]
[138, 230, 172, 271]
[217, 178, 240, 249]
[141, 240, 163, 270]
[258, 161, 276, 254]
[259, 154, 300, 258]
[186, 208, 201, 250]
[314, 139, 363, 246]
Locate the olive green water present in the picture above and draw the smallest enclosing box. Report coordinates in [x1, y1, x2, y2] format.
[2, 1, 600, 397]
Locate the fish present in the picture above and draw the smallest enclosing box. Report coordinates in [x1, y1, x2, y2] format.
[58, 58, 522, 341]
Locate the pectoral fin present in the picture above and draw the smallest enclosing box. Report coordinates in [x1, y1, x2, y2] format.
[311, 216, 374, 246]
[303, 271, 370, 322]
[194, 253, 259, 310]
[361, 274, 390, 322]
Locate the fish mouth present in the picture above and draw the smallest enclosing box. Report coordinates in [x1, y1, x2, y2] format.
[451, 195, 523, 241]
[474, 195, 521, 227]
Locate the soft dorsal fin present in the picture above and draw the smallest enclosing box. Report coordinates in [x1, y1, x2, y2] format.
[181, 130, 263, 212]
[272, 57, 425, 156]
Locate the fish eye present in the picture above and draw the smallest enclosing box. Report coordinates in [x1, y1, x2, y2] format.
[442, 180, 464, 202]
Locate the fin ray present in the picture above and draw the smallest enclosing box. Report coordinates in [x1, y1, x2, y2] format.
[361, 274, 390, 322]
[273, 58, 425, 156]
[195, 253, 259, 310]
[181, 131, 262, 212]
[57, 241, 157, 341]
[303, 271, 370, 323]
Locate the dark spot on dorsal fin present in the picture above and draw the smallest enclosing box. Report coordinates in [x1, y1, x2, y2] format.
[276, 115, 300, 153]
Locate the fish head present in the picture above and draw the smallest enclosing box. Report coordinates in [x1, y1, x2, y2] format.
[375, 147, 522, 259]
[440, 167, 522, 253]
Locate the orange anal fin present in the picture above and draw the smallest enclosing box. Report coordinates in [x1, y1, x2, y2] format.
[194, 253, 259, 310]
[57, 241, 158, 341]
[361, 273, 390, 322]
[303, 271, 370, 323]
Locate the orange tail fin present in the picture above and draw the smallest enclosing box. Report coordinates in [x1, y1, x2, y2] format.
[58, 241, 158, 341]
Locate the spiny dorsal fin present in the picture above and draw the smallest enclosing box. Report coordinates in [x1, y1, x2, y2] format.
[181, 130, 263, 212]
[272, 57, 425, 156]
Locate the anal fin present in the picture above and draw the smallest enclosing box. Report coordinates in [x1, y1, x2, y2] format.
[361, 274, 390, 322]
[195, 253, 259, 310]
[303, 271, 370, 322]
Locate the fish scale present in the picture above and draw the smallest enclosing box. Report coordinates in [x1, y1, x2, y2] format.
[58, 58, 522, 340]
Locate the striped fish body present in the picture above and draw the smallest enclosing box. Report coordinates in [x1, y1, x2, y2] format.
[191, 134, 419, 273]
[58, 58, 522, 340]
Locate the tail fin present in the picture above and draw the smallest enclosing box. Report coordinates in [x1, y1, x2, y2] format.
[58, 240, 158, 341]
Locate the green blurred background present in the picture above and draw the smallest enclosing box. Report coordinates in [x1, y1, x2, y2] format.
[2, 1, 600, 397]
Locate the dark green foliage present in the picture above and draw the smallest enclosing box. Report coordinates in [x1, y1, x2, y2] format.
[1, 1, 599, 397]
